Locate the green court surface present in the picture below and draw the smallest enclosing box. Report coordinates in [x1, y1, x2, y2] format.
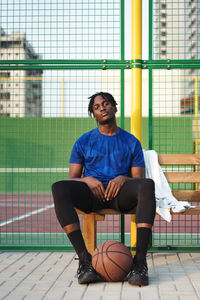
[0, 117, 193, 192]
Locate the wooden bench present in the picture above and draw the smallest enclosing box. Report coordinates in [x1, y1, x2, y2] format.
[76, 154, 200, 254]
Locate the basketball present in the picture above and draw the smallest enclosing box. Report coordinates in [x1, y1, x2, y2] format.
[92, 240, 133, 282]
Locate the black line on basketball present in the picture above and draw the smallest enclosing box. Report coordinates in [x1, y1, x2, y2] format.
[102, 241, 113, 281]
[106, 251, 130, 274]
[93, 246, 99, 270]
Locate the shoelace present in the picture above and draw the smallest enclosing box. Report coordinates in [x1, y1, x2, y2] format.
[132, 261, 148, 276]
[77, 260, 93, 274]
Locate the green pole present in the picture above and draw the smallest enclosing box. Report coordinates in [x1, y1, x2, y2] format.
[148, 0, 153, 251]
[120, 0, 125, 61]
[149, 0, 153, 62]
[149, 0, 153, 149]
[149, 69, 153, 150]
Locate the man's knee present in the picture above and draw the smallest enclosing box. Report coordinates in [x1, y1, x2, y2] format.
[130, 178, 154, 194]
[51, 180, 71, 202]
[52, 180, 87, 201]
[143, 178, 155, 192]
[52, 180, 64, 194]
[136, 179, 155, 202]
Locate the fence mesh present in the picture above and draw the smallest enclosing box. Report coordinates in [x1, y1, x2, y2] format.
[1, 0, 121, 60]
[152, 0, 200, 60]
[0, 68, 123, 249]
[0, 0, 123, 249]
[150, 0, 200, 249]
[0, 0, 200, 250]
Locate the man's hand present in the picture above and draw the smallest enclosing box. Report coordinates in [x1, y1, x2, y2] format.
[83, 176, 105, 201]
[104, 176, 128, 201]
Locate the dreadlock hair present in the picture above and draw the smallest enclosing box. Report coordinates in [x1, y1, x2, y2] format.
[88, 92, 118, 117]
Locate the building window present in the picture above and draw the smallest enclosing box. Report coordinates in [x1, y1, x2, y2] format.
[161, 30, 167, 37]
[161, 40, 166, 46]
[0, 92, 10, 100]
[32, 83, 39, 89]
[161, 12, 167, 18]
[191, 54, 196, 59]
[0, 113, 10, 117]
[0, 72, 10, 78]
[161, 49, 166, 55]
[161, 22, 166, 28]
[161, 3, 166, 9]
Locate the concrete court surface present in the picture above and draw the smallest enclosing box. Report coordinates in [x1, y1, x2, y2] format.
[0, 251, 200, 300]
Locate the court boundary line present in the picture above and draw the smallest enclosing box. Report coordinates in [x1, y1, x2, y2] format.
[0, 204, 54, 227]
[0, 168, 69, 172]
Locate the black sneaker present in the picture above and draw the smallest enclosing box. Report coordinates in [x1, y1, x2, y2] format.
[127, 257, 149, 286]
[77, 259, 103, 284]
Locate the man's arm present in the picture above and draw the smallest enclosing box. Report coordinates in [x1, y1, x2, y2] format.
[131, 166, 145, 178]
[104, 167, 145, 201]
[68, 163, 105, 200]
[68, 163, 83, 179]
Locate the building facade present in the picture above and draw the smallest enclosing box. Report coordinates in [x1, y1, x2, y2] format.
[181, 0, 200, 114]
[0, 27, 42, 117]
[153, 0, 200, 116]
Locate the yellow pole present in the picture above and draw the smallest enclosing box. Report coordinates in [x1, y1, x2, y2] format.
[194, 77, 198, 155]
[194, 77, 199, 190]
[131, 0, 142, 254]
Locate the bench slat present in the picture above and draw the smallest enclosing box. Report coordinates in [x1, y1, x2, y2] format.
[158, 154, 200, 165]
[95, 208, 136, 215]
[173, 190, 200, 202]
[164, 172, 200, 183]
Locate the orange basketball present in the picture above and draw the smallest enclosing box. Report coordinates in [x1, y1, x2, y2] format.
[92, 240, 133, 282]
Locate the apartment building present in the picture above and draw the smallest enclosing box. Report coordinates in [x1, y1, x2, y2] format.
[181, 0, 200, 114]
[0, 27, 42, 117]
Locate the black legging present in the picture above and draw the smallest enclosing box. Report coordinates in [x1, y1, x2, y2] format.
[52, 178, 156, 227]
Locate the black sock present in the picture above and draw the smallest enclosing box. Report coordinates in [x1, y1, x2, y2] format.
[68, 230, 91, 263]
[135, 227, 152, 263]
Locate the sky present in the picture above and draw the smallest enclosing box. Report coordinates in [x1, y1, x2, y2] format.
[1, 0, 149, 117]
[1, 0, 148, 59]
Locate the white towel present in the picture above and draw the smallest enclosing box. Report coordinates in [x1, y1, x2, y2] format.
[143, 150, 194, 222]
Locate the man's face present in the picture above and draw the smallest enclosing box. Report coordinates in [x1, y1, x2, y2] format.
[92, 95, 117, 124]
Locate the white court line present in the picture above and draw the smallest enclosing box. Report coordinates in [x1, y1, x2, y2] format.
[0, 168, 69, 172]
[0, 204, 54, 227]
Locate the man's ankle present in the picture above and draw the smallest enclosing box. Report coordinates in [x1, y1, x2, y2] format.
[135, 254, 146, 264]
[79, 250, 91, 264]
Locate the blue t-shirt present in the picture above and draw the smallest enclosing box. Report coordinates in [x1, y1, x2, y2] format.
[69, 127, 145, 184]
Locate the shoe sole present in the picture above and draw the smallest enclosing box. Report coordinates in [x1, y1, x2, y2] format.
[78, 272, 102, 284]
[128, 277, 149, 286]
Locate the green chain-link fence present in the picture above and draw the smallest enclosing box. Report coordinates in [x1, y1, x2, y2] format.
[0, 0, 199, 250]
[149, 0, 200, 250]
[0, 0, 127, 250]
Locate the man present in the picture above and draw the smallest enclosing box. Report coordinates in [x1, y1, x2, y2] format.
[52, 92, 156, 286]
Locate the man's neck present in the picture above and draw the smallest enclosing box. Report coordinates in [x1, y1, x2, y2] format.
[98, 123, 119, 136]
